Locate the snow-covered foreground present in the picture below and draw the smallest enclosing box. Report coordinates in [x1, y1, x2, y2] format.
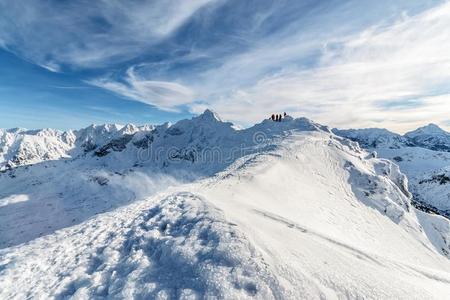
[1, 127, 450, 299]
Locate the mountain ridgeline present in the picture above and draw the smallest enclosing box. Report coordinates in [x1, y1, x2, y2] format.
[333, 123, 450, 151]
[333, 124, 450, 219]
[0, 110, 328, 171]
[1, 110, 450, 298]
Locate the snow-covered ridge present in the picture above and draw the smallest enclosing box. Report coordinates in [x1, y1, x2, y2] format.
[333, 124, 450, 219]
[333, 123, 450, 151]
[1, 114, 450, 298]
[0, 110, 327, 171]
[0, 111, 330, 248]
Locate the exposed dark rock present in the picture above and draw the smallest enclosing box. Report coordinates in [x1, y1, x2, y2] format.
[82, 140, 97, 152]
[393, 156, 403, 162]
[89, 176, 109, 186]
[168, 148, 197, 163]
[411, 195, 450, 219]
[166, 127, 184, 136]
[419, 174, 450, 185]
[94, 134, 133, 157]
[133, 134, 154, 149]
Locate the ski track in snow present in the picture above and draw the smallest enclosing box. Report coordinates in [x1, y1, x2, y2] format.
[253, 208, 450, 285]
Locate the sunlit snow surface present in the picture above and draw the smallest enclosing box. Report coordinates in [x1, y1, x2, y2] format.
[334, 126, 450, 215]
[0, 194, 29, 207]
[1, 112, 450, 299]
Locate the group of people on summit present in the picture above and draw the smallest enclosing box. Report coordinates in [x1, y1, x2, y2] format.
[270, 112, 287, 122]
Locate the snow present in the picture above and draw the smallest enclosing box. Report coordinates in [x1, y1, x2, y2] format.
[0, 194, 29, 207]
[0, 123, 149, 170]
[0, 192, 282, 299]
[1, 111, 450, 298]
[333, 127, 408, 149]
[405, 124, 450, 152]
[334, 126, 450, 216]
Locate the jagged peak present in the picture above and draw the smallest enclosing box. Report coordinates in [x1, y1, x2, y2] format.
[169, 110, 234, 134]
[1, 127, 27, 134]
[76, 123, 123, 134]
[195, 109, 222, 122]
[119, 123, 139, 135]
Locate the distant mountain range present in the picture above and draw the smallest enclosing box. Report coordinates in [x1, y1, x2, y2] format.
[333, 123, 450, 151]
[334, 124, 450, 218]
[0, 123, 151, 170]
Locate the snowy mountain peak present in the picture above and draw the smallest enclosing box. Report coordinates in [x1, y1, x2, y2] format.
[194, 109, 222, 123]
[406, 123, 448, 136]
[332, 127, 407, 149]
[169, 110, 234, 137]
[335, 123, 450, 153]
[119, 123, 139, 135]
[404, 123, 450, 152]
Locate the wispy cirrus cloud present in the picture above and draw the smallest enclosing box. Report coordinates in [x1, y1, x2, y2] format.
[1, 0, 449, 132]
[0, 0, 214, 69]
[186, 1, 450, 132]
[88, 67, 194, 112]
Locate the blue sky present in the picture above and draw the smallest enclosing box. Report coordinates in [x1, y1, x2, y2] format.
[0, 0, 449, 132]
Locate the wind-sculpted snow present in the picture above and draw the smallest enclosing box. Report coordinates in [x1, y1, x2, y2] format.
[0, 192, 282, 299]
[413, 167, 450, 217]
[344, 158, 411, 222]
[195, 131, 450, 297]
[2, 110, 450, 298]
[334, 125, 450, 219]
[0, 165, 181, 248]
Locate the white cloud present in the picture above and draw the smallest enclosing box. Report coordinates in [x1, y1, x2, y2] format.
[39, 62, 61, 73]
[2, 0, 449, 132]
[89, 67, 194, 111]
[0, 0, 214, 69]
[194, 1, 450, 132]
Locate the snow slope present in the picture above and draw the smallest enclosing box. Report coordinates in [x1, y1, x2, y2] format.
[405, 124, 450, 152]
[334, 126, 450, 217]
[0, 111, 328, 248]
[1, 112, 450, 298]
